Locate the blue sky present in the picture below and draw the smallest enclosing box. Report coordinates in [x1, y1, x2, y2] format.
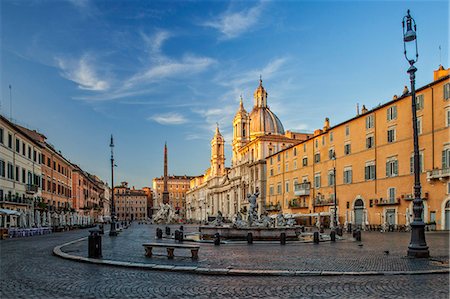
[1, 0, 448, 188]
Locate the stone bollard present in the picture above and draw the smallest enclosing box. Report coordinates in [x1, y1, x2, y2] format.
[280, 232, 286, 245]
[330, 230, 336, 242]
[214, 233, 220, 245]
[156, 228, 163, 239]
[356, 230, 362, 242]
[165, 226, 171, 236]
[247, 232, 253, 244]
[313, 231, 320, 244]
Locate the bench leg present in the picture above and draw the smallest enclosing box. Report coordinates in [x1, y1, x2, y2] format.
[191, 249, 199, 260]
[145, 247, 153, 257]
[167, 248, 174, 259]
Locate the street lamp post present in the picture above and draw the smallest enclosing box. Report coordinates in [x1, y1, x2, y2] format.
[332, 153, 338, 230]
[403, 10, 429, 258]
[109, 135, 118, 237]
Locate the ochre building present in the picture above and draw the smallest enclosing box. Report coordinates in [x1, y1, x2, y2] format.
[114, 182, 147, 221]
[266, 66, 450, 230]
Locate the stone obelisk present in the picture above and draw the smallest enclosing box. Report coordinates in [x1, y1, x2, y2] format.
[162, 142, 169, 205]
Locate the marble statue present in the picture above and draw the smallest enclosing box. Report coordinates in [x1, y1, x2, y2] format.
[276, 211, 286, 227]
[247, 189, 260, 226]
[232, 212, 248, 228]
[211, 211, 223, 226]
[153, 203, 179, 224]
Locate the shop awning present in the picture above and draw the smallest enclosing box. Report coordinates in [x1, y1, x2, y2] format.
[0, 209, 21, 216]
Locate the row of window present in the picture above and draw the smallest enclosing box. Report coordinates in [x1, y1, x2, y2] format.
[269, 153, 431, 194]
[0, 160, 41, 186]
[42, 154, 72, 178]
[41, 178, 72, 198]
[0, 128, 41, 163]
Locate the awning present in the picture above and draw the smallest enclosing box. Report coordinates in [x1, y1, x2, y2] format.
[0, 209, 22, 216]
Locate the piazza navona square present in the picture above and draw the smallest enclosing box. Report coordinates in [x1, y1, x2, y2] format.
[0, 1, 449, 298]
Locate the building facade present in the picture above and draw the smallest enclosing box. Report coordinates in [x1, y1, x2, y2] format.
[186, 80, 310, 222]
[114, 182, 147, 221]
[152, 175, 193, 218]
[266, 66, 450, 230]
[0, 115, 43, 227]
[142, 186, 153, 218]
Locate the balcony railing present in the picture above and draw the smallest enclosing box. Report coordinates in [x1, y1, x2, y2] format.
[376, 198, 400, 206]
[0, 194, 33, 205]
[313, 197, 336, 207]
[265, 202, 281, 211]
[401, 192, 428, 201]
[26, 184, 39, 194]
[294, 182, 311, 196]
[427, 168, 450, 181]
[288, 200, 308, 208]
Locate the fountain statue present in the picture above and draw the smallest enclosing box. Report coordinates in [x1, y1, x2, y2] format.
[247, 189, 259, 226]
[153, 203, 179, 224]
[211, 211, 223, 226]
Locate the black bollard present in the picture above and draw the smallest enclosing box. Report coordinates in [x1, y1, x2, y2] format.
[356, 230, 362, 242]
[88, 229, 102, 258]
[347, 223, 352, 233]
[280, 232, 286, 245]
[247, 232, 253, 244]
[180, 225, 184, 231]
[336, 227, 343, 236]
[330, 230, 336, 242]
[214, 233, 220, 245]
[165, 226, 170, 236]
[313, 231, 320, 244]
[352, 230, 357, 238]
[156, 228, 163, 239]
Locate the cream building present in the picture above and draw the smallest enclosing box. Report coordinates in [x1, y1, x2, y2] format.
[186, 80, 310, 222]
[0, 115, 43, 227]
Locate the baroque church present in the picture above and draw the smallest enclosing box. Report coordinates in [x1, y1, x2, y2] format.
[185, 79, 311, 222]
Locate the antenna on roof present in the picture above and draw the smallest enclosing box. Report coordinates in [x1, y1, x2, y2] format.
[9, 84, 12, 122]
[439, 45, 442, 66]
[356, 103, 360, 116]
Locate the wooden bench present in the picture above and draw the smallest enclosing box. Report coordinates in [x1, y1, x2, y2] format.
[143, 243, 200, 259]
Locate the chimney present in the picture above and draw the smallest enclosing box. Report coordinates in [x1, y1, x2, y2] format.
[323, 117, 330, 131]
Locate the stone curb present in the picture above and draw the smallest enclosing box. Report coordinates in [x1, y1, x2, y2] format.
[53, 237, 450, 277]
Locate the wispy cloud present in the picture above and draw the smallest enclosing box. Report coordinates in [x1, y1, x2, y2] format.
[148, 112, 188, 125]
[55, 54, 110, 91]
[203, 1, 266, 40]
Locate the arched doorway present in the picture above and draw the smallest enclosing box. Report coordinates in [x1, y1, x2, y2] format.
[354, 199, 364, 228]
[445, 200, 450, 230]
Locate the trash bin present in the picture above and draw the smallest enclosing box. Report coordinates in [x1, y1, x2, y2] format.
[88, 229, 102, 258]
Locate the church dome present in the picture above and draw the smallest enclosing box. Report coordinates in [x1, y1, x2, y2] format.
[249, 79, 285, 138]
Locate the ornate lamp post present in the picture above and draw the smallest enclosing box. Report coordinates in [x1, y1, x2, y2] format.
[109, 135, 118, 236]
[332, 153, 338, 230]
[403, 10, 429, 258]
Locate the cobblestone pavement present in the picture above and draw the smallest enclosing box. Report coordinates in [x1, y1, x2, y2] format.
[1, 226, 449, 298]
[64, 223, 449, 272]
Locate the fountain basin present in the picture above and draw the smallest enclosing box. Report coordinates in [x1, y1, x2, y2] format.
[199, 226, 302, 241]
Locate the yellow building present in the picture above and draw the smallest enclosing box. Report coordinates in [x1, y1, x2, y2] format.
[266, 66, 450, 230]
[152, 175, 193, 218]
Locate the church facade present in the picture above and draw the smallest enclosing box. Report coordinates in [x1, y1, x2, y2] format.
[185, 80, 311, 222]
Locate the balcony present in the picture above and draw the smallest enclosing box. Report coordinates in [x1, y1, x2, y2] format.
[313, 196, 336, 207]
[0, 194, 33, 205]
[401, 192, 428, 201]
[376, 198, 400, 206]
[427, 168, 450, 181]
[294, 182, 311, 196]
[265, 202, 281, 211]
[288, 199, 308, 209]
[26, 184, 39, 194]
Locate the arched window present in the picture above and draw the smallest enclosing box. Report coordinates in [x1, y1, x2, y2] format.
[354, 199, 364, 208]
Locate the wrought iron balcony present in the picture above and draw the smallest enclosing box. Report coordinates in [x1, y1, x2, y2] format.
[265, 202, 281, 211]
[401, 192, 428, 201]
[0, 194, 33, 205]
[313, 197, 336, 207]
[26, 184, 39, 194]
[294, 182, 311, 196]
[427, 168, 450, 181]
[288, 199, 308, 208]
[376, 198, 400, 206]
